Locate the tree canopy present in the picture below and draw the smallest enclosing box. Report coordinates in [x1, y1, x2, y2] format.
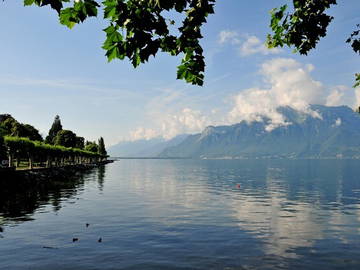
[16, 1, 360, 87]
[266, 0, 359, 87]
[45, 115, 63, 144]
[0, 114, 43, 141]
[54, 129, 78, 148]
[85, 141, 99, 153]
[98, 137, 107, 156]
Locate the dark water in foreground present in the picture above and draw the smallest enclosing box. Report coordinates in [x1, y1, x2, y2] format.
[1, 159, 360, 270]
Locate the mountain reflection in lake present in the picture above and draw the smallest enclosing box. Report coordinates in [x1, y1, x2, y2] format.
[0, 160, 360, 270]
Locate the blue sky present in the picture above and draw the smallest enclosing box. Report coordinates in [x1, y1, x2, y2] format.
[0, 1, 359, 145]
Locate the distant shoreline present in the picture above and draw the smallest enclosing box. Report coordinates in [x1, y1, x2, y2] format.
[111, 157, 191, 160]
[111, 157, 360, 160]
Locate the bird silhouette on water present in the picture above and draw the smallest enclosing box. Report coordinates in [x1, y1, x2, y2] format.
[72, 238, 79, 242]
[98, 237, 102, 243]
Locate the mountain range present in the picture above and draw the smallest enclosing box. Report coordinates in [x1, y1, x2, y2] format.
[159, 105, 360, 159]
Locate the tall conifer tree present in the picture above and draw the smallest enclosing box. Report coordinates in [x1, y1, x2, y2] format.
[98, 137, 107, 156]
[45, 115, 63, 144]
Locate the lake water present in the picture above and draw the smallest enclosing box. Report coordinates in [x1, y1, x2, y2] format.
[1, 159, 360, 270]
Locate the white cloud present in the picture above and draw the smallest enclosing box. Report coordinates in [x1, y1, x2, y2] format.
[218, 30, 240, 44]
[354, 87, 360, 109]
[326, 85, 357, 107]
[218, 30, 281, 56]
[239, 35, 281, 56]
[130, 127, 159, 141]
[160, 108, 211, 139]
[130, 108, 211, 140]
[228, 58, 325, 131]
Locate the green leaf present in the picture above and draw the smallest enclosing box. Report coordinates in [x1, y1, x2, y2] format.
[24, 0, 35, 6]
[354, 73, 360, 88]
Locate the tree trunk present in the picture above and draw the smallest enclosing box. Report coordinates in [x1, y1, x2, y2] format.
[29, 156, 33, 170]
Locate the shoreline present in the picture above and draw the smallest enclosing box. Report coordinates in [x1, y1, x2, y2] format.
[0, 160, 114, 181]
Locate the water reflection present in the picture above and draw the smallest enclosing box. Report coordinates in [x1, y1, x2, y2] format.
[0, 165, 107, 226]
[1, 160, 360, 269]
[124, 159, 360, 261]
[97, 165, 106, 191]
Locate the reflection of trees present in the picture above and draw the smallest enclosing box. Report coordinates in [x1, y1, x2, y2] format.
[97, 165, 106, 191]
[0, 168, 95, 226]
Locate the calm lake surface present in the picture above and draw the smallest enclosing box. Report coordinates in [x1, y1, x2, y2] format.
[1, 159, 360, 270]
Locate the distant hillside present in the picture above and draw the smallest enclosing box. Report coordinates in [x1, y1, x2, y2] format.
[108, 134, 188, 157]
[159, 105, 360, 159]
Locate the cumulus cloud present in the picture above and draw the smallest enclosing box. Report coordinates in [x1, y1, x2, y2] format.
[326, 85, 357, 107]
[228, 58, 327, 131]
[160, 108, 211, 139]
[218, 30, 240, 44]
[218, 30, 280, 56]
[239, 35, 281, 56]
[130, 127, 159, 141]
[130, 108, 211, 140]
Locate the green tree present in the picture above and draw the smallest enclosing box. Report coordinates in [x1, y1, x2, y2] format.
[20, 0, 359, 87]
[75, 136, 85, 149]
[46, 115, 63, 144]
[267, 0, 359, 87]
[54, 129, 77, 148]
[21, 124, 43, 141]
[22, 0, 216, 86]
[0, 115, 43, 141]
[0, 114, 13, 123]
[85, 141, 99, 153]
[98, 137, 107, 156]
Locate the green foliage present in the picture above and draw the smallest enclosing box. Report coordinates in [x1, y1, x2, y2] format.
[85, 141, 98, 153]
[267, 0, 358, 88]
[98, 137, 107, 156]
[0, 115, 43, 141]
[19, 0, 360, 87]
[4, 136, 105, 160]
[54, 129, 77, 148]
[45, 115, 63, 144]
[59, 0, 99, 29]
[355, 73, 360, 88]
[346, 24, 360, 55]
[75, 136, 85, 149]
[0, 117, 17, 135]
[23, 0, 215, 86]
[267, 1, 337, 55]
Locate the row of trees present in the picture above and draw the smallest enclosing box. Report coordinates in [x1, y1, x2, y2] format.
[0, 114, 108, 169]
[44, 115, 107, 156]
[4, 136, 105, 169]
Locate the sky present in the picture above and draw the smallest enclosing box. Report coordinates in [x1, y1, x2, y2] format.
[0, 0, 359, 146]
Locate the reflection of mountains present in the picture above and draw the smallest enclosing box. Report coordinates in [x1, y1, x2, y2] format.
[0, 166, 106, 226]
[126, 159, 360, 258]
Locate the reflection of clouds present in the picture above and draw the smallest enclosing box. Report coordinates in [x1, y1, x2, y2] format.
[230, 192, 323, 258]
[119, 160, 360, 258]
[230, 165, 360, 258]
[229, 165, 323, 258]
[127, 161, 211, 216]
